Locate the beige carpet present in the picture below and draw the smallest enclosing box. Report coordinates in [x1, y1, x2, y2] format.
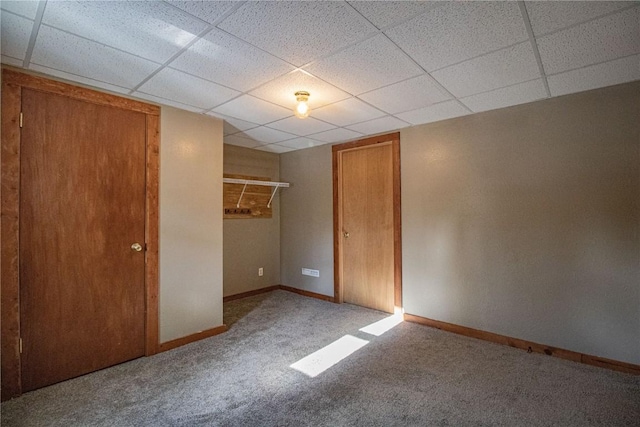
[2, 290, 639, 426]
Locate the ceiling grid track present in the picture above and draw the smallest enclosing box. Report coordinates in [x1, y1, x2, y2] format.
[518, 1, 551, 98]
[22, 0, 47, 68]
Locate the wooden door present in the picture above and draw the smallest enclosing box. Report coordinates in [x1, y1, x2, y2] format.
[335, 136, 400, 314]
[19, 88, 147, 391]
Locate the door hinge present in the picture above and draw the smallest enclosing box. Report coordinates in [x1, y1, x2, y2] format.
[19, 338, 23, 354]
[19, 112, 23, 128]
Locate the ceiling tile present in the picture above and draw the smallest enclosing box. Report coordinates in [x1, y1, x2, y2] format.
[1, 1, 39, 19]
[42, 0, 208, 63]
[548, 54, 640, 97]
[212, 115, 260, 135]
[525, 1, 632, 36]
[253, 144, 296, 154]
[348, 1, 443, 29]
[224, 134, 261, 149]
[267, 116, 336, 137]
[1, 55, 23, 67]
[30, 64, 131, 95]
[385, 2, 528, 72]
[31, 25, 160, 89]
[236, 126, 297, 144]
[395, 100, 469, 126]
[211, 95, 292, 125]
[537, 7, 640, 75]
[130, 91, 204, 113]
[279, 137, 326, 150]
[165, 1, 236, 24]
[170, 29, 293, 92]
[460, 79, 548, 113]
[312, 97, 386, 127]
[346, 116, 409, 135]
[218, 1, 377, 66]
[138, 67, 239, 110]
[249, 69, 350, 110]
[358, 74, 451, 114]
[1, 12, 32, 60]
[308, 128, 363, 144]
[432, 42, 540, 98]
[306, 34, 423, 95]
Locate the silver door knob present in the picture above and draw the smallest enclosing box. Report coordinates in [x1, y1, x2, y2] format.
[131, 243, 143, 252]
[344, 232, 350, 238]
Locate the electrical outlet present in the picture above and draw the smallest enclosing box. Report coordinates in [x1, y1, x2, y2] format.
[258, 267, 263, 277]
[302, 268, 319, 277]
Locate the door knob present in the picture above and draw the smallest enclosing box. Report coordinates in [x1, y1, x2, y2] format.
[344, 232, 350, 238]
[131, 243, 143, 252]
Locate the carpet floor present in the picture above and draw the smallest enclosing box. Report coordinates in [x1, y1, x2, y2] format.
[2, 290, 639, 426]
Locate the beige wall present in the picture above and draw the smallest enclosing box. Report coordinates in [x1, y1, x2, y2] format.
[280, 81, 640, 365]
[280, 144, 335, 296]
[401, 81, 639, 364]
[223, 144, 280, 296]
[160, 107, 223, 343]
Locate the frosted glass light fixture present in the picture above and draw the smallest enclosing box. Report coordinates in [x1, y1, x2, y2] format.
[294, 91, 311, 119]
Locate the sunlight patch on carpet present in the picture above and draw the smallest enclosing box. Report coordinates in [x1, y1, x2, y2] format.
[359, 313, 403, 337]
[290, 335, 369, 378]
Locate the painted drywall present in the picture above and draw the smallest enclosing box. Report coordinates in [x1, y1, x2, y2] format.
[278, 81, 639, 365]
[280, 144, 335, 296]
[401, 81, 640, 364]
[159, 107, 223, 343]
[223, 144, 280, 297]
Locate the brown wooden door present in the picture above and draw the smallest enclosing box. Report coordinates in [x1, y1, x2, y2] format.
[340, 142, 395, 313]
[19, 89, 147, 391]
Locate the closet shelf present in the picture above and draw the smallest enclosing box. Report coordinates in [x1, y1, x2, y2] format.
[223, 178, 290, 209]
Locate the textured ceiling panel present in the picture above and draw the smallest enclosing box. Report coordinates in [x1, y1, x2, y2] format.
[32, 25, 160, 89]
[31, 64, 131, 95]
[165, 1, 236, 25]
[306, 34, 423, 95]
[211, 95, 292, 125]
[279, 137, 325, 150]
[537, 7, 640, 75]
[358, 74, 451, 114]
[224, 134, 261, 149]
[253, 144, 296, 154]
[395, 100, 469, 126]
[237, 126, 296, 144]
[131, 91, 204, 113]
[0, 0, 39, 19]
[42, 1, 208, 63]
[1, 12, 32, 61]
[312, 97, 386, 127]
[460, 79, 548, 113]
[432, 42, 540, 98]
[345, 116, 409, 135]
[249, 69, 350, 110]
[216, 115, 260, 135]
[267, 116, 336, 137]
[525, 1, 631, 36]
[218, 1, 377, 66]
[170, 29, 293, 92]
[138, 67, 240, 110]
[308, 128, 362, 143]
[548, 54, 640, 97]
[348, 0, 443, 29]
[386, 1, 528, 72]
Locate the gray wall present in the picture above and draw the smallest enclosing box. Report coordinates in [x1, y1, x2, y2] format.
[280, 144, 335, 296]
[160, 107, 224, 343]
[279, 81, 640, 365]
[223, 144, 280, 297]
[401, 82, 639, 364]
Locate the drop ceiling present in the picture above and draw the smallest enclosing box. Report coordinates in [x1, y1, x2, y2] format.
[1, 1, 639, 153]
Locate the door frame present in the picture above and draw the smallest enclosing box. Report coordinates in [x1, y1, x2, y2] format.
[1, 68, 160, 400]
[332, 132, 402, 310]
